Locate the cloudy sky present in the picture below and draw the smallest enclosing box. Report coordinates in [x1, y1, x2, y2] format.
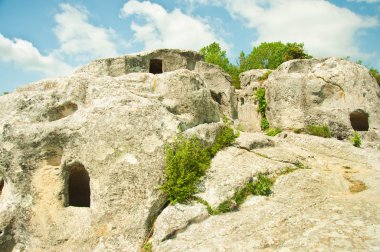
[0, 0, 379, 93]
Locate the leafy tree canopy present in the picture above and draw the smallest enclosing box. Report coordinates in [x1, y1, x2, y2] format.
[240, 42, 312, 71]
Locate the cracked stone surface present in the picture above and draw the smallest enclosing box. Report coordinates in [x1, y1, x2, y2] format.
[264, 57, 380, 144]
[154, 133, 380, 252]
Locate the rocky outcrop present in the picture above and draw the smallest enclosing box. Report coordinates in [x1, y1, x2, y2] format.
[75, 49, 204, 77]
[0, 50, 225, 251]
[154, 133, 380, 252]
[195, 61, 238, 119]
[264, 58, 380, 142]
[1, 50, 380, 252]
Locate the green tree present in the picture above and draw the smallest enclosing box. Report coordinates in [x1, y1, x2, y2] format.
[244, 42, 311, 70]
[200, 42, 230, 71]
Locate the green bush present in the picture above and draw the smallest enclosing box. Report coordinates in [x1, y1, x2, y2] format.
[351, 131, 361, 147]
[306, 124, 331, 138]
[161, 135, 211, 204]
[258, 70, 272, 81]
[266, 128, 282, 136]
[161, 126, 238, 204]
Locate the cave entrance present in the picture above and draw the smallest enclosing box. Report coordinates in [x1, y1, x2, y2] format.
[350, 110, 369, 131]
[149, 59, 163, 74]
[0, 177, 4, 196]
[67, 163, 90, 207]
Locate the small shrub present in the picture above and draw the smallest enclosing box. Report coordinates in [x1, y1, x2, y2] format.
[306, 124, 331, 138]
[258, 70, 272, 81]
[351, 131, 361, 147]
[161, 135, 211, 204]
[266, 128, 282, 136]
[247, 174, 273, 196]
[255, 88, 267, 115]
[260, 117, 270, 130]
[162, 126, 238, 204]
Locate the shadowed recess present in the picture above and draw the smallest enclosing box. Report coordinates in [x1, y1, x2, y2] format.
[67, 163, 90, 207]
[150, 59, 163, 74]
[350, 110, 369, 131]
[0, 177, 4, 196]
[48, 102, 78, 121]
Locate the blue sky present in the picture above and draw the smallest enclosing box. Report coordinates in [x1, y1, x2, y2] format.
[0, 0, 379, 93]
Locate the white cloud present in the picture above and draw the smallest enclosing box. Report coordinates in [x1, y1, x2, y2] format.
[184, 0, 378, 58]
[120, 0, 228, 51]
[54, 3, 118, 62]
[0, 33, 73, 76]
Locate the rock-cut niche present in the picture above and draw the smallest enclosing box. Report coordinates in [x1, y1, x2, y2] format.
[66, 163, 90, 207]
[149, 59, 163, 74]
[350, 110, 369, 131]
[0, 177, 4, 197]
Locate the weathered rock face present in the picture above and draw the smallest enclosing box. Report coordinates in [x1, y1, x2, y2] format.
[236, 69, 271, 132]
[264, 58, 380, 141]
[1, 50, 380, 252]
[0, 50, 226, 251]
[75, 49, 204, 77]
[195, 62, 237, 119]
[154, 133, 380, 252]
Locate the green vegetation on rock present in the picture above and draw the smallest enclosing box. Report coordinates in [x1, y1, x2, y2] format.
[255, 88, 269, 130]
[161, 126, 239, 204]
[306, 124, 331, 138]
[369, 68, 380, 86]
[351, 131, 362, 148]
[266, 128, 282, 137]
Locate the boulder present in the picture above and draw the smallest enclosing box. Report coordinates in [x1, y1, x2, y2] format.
[264, 57, 380, 142]
[195, 61, 238, 119]
[152, 203, 209, 246]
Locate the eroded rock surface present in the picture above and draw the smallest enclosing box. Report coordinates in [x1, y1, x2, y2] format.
[154, 133, 380, 252]
[264, 58, 380, 143]
[0, 50, 224, 251]
[1, 50, 380, 252]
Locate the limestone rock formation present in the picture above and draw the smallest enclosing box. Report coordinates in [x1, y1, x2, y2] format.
[154, 133, 380, 252]
[0, 49, 225, 251]
[1, 50, 380, 252]
[264, 58, 380, 142]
